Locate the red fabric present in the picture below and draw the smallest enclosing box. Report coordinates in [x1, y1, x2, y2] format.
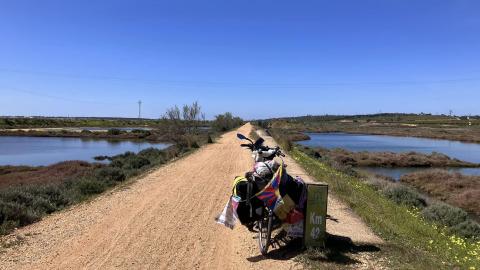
[285, 209, 304, 224]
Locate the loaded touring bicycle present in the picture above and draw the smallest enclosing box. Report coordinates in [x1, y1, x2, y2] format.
[221, 133, 307, 255]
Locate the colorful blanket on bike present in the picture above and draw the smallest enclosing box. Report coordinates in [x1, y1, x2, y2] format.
[255, 163, 305, 224]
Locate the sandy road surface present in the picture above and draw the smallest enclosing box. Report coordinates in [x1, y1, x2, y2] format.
[0, 124, 382, 269]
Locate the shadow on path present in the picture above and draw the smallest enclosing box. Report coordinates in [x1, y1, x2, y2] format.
[304, 233, 381, 266]
[247, 233, 381, 266]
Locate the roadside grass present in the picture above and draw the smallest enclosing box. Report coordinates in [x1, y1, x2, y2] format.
[292, 148, 480, 270]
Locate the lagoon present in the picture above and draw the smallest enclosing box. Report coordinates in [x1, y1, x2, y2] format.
[0, 136, 170, 166]
[299, 132, 480, 179]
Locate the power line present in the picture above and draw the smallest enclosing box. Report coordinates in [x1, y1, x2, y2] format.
[1, 86, 124, 106]
[1, 67, 480, 88]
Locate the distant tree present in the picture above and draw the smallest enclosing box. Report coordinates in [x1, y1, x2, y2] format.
[162, 101, 204, 138]
[212, 112, 244, 132]
[165, 105, 181, 122]
[5, 119, 15, 126]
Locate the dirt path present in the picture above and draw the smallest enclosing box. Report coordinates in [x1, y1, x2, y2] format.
[0, 124, 383, 269]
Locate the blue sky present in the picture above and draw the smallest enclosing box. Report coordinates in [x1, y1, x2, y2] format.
[0, 0, 479, 119]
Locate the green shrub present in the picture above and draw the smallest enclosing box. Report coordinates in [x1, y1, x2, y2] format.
[30, 196, 57, 214]
[0, 188, 36, 205]
[191, 141, 200, 148]
[113, 151, 135, 159]
[451, 220, 480, 239]
[131, 129, 148, 134]
[383, 185, 427, 208]
[107, 128, 122, 135]
[124, 156, 150, 169]
[81, 129, 92, 134]
[28, 184, 70, 209]
[138, 147, 166, 164]
[138, 147, 161, 156]
[365, 176, 390, 191]
[0, 185, 70, 217]
[111, 159, 124, 168]
[94, 155, 109, 161]
[163, 145, 183, 160]
[131, 129, 151, 138]
[95, 167, 126, 183]
[422, 203, 468, 228]
[124, 169, 141, 178]
[212, 112, 243, 132]
[74, 178, 107, 195]
[0, 200, 41, 227]
[110, 151, 136, 168]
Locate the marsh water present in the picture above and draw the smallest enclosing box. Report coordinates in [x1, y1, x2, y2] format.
[299, 133, 480, 179]
[0, 136, 170, 166]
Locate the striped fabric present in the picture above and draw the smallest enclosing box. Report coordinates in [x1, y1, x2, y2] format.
[255, 162, 283, 210]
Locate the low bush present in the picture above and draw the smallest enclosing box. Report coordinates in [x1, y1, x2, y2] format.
[94, 155, 110, 161]
[364, 176, 391, 191]
[177, 135, 200, 149]
[422, 203, 468, 228]
[131, 129, 151, 138]
[131, 129, 150, 134]
[95, 167, 126, 183]
[73, 178, 107, 196]
[107, 128, 122, 135]
[124, 156, 150, 169]
[401, 170, 480, 217]
[383, 185, 427, 209]
[0, 201, 40, 229]
[421, 203, 480, 239]
[191, 141, 200, 148]
[138, 147, 166, 163]
[0, 184, 73, 234]
[451, 220, 480, 240]
[212, 112, 243, 132]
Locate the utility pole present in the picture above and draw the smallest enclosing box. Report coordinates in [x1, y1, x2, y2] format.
[138, 100, 142, 119]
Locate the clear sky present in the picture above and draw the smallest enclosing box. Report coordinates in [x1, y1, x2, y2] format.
[0, 0, 479, 119]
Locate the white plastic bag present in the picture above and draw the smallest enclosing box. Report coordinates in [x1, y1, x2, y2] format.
[215, 196, 240, 229]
